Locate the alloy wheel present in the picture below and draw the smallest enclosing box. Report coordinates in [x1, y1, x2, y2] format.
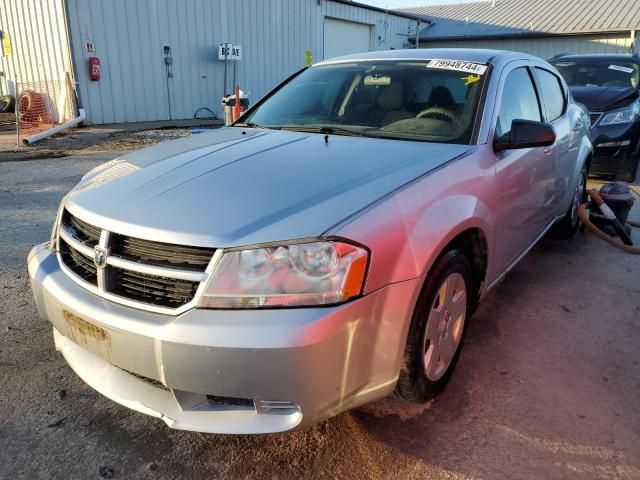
[423, 272, 467, 381]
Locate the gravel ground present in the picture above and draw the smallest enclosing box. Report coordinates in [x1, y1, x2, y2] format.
[1, 146, 639, 479]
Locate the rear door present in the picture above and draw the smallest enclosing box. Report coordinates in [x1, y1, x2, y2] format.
[492, 66, 551, 271]
[533, 67, 575, 217]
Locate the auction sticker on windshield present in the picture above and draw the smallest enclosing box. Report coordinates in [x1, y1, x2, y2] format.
[608, 64, 634, 74]
[426, 59, 488, 75]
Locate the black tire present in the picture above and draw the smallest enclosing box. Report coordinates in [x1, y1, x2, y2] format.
[0, 95, 15, 113]
[395, 249, 473, 403]
[553, 167, 587, 239]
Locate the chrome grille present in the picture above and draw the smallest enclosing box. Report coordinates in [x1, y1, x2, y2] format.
[59, 238, 98, 285]
[57, 210, 215, 311]
[112, 269, 199, 308]
[110, 233, 214, 271]
[64, 210, 101, 245]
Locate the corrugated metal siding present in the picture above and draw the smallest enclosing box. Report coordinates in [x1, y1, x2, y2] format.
[0, 0, 71, 96]
[65, 0, 417, 124]
[421, 33, 634, 60]
[403, 0, 640, 40]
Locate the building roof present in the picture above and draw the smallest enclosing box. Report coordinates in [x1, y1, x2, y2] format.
[399, 0, 640, 41]
[316, 47, 536, 65]
[331, 0, 429, 22]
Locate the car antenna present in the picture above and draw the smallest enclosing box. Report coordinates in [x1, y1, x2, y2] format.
[324, 134, 329, 144]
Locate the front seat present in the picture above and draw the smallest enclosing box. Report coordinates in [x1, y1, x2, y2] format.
[377, 82, 413, 126]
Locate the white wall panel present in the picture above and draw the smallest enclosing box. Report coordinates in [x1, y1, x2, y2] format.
[0, 0, 71, 97]
[65, 0, 418, 124]
[324, 18, 372, 59]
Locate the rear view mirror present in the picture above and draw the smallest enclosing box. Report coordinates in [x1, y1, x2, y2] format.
[364, 75, 391, 86]
[493, 119, 556, 151]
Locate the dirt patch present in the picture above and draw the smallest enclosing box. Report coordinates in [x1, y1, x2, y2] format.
[0, 127, 202, 163]
[358, 397, 434, 421]
[0, 149, 69, 162]
[64, 128, 194, 152]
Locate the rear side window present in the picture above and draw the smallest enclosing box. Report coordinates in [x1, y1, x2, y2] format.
[535, 68, 566, 121]
[496, 67, 542, 138]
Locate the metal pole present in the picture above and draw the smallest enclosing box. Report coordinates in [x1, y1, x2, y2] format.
[166, 63, 172, 120]
[233, 50, 237, 93]
[223, 44, 228, 96]
[15, 79, 19, 148]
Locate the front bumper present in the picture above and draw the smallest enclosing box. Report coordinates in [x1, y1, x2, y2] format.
[589, 121, 640, 180]
[28, 242, 420, 433]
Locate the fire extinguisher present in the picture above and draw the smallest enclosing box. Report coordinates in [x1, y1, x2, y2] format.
[88, 57, 100, 81]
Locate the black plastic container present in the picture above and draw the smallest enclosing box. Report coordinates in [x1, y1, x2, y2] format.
[590, 182, 636, 237]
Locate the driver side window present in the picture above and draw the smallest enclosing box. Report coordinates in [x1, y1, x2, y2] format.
[496, 68, 542, 138]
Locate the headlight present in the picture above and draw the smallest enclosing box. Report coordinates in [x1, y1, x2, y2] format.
[197, 239, 369, 308]
[49, 200, 65, 251]
[599, 105, 638, 126]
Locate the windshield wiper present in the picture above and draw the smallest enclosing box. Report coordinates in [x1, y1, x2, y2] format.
[232, 122, 273, 129]
[279, 125, 373, 137]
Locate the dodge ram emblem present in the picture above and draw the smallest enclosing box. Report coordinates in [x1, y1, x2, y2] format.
[93, 246, 108, 269]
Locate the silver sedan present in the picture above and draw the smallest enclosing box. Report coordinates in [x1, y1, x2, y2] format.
[28, 48, 592, 433]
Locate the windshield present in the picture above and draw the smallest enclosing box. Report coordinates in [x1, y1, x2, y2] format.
[242, 61, 488, 144]
[552, 60, 640, 89]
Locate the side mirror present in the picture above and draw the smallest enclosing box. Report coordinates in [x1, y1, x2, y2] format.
[493, 119, 556, 152]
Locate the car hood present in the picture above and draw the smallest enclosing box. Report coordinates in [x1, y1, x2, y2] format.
[66, 127, 470, 247]
[570, 86, 639, 112]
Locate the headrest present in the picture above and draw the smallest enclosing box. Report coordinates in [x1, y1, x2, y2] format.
[377, 82, 403, 110]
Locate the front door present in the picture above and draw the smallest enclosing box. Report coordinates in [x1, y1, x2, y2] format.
[493, 66, 553, 272]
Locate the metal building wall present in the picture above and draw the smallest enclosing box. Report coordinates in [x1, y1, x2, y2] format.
[0, 0, 72, 96]
[64, 0, 417, 124]
[420, 33, 634, 60]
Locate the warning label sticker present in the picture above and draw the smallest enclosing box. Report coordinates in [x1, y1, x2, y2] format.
[426, 59, 488, 75]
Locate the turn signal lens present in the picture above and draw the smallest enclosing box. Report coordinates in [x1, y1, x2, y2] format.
[198, 240, 369, 309]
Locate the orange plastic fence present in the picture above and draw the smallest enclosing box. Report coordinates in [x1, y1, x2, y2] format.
[16, 79, 73, 145]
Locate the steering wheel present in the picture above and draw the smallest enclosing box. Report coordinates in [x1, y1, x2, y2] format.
[416, 107, 464, 129]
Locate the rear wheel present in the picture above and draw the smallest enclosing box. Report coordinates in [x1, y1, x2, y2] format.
[396, 249, 472, 402]
[553, 167, 587, 239]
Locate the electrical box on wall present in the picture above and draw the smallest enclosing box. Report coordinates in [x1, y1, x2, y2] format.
[218, 43, 242, 61]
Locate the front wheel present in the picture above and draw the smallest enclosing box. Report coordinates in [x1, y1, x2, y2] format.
[395, 249, 473, 403]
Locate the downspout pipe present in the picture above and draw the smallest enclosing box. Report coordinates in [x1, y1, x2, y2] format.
[22, 108, 85, 145]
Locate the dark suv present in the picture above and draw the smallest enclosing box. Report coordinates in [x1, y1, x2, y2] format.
[550, 54, 640, 181]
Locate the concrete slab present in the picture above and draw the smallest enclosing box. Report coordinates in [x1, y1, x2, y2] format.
[0, 149, 638, 479]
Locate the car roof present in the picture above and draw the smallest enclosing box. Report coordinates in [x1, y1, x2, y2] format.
[316, 48, 544, 66]
[550, 53, 640, 63]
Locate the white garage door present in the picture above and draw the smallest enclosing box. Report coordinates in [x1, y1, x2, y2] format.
[323, 18, 372, 60]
